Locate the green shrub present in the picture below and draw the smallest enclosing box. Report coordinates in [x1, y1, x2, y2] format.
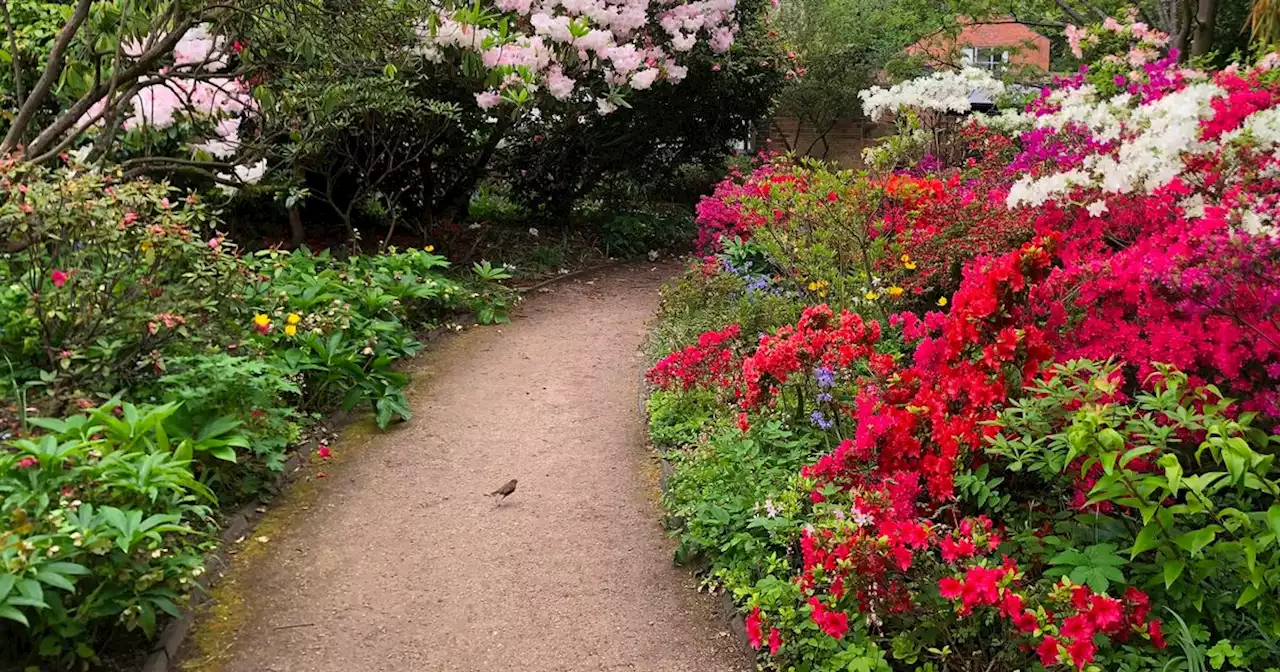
[648, 261, 802, 358]
[987, 360, 1280, 670]
[0, 163, 244, 410]
[663, 418, 818, 587]
[0, 400, 224, 667]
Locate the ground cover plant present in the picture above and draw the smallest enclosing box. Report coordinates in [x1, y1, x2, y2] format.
[649, 19, 1280, 672]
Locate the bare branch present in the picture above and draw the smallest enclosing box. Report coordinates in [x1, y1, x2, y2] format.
[1052, 0, 1089, 25]
[1, 0, 94, 155]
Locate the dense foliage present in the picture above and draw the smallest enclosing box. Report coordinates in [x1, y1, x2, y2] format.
[0, 155, 511, 667]
[650, 20, 1280, 672]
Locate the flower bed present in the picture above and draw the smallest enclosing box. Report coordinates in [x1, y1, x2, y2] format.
[650, 21, 1280, 672]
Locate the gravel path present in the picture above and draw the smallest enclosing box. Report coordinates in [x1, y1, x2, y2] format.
[179, 263, 751, 672]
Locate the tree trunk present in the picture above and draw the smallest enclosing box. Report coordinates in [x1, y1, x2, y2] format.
[289, 205, 305, 248]
[1191, 0, 1219, 58]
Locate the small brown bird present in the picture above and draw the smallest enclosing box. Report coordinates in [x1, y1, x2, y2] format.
[489, 479, 518, 503]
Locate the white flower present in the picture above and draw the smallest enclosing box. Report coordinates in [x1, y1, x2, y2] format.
[596, 97, 618, 115]
[859, 68, 1005, 121]
[528, 227, 539, 237]
[1086, 200, 1108, 217]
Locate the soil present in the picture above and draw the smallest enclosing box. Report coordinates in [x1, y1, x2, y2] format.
[177, 262, 751, 672]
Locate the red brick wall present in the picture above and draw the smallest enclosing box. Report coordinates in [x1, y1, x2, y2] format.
[768, 117, 895, 168]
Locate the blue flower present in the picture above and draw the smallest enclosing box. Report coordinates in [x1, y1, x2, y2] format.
[810, 410, 833, 430]
[814, 366, 836, 389]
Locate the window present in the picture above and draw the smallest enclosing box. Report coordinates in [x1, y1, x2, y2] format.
[962, 47, 1009, 72]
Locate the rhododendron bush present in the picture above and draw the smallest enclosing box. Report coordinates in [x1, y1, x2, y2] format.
[653, 19, 1280, 672]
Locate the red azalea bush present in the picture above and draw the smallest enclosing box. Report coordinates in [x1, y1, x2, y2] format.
[655, 20, 1280, 672]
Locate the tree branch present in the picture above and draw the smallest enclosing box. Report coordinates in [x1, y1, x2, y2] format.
[1, 0, 93, 155]
[24, 14, 198, 158]
[1, 0, 23, 111]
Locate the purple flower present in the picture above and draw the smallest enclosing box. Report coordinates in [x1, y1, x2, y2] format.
[810, 410, 833, 430]
[814, 366, 836, 389]
[816, 392, 833, 403]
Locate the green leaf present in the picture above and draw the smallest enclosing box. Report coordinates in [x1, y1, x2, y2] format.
[1267, 504, 1280, 539]
[0, 605, 29, 627]
[207, 445, 238, 463]
[35, 570, 76, 592]
[1174, 528, 1218, 556]
[41, 562, 88, 576]
[1131, 524, 1161, 559]
[1236, 585, 1261, 608]
[1164, 559, 1186, 589]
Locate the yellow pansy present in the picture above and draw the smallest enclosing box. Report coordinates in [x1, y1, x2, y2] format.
[937, 297, 948, 307]
[887, 286, 904, 297]
[287, 313, 302, 326]
[252, 314, 270, 328]
[425, 245, 436, 252]
[864, 291, 879, 301]
[900, 253, 911, 263]
[904, 261, 917, 270]
[284, 324, 298, 337]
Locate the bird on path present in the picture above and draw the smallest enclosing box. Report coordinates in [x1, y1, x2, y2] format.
[489, 479, 518, 504]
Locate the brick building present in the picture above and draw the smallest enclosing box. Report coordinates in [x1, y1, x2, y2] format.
[907, 20, 1051, 73]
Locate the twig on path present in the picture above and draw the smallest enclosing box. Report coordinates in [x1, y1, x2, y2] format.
[272, 622, 316, 631]
[514, 261, 619, 294]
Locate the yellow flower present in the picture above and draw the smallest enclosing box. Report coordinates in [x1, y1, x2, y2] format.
[425, 245, 436, 252]
[864, 291, 879, 301]
[808, 281, 820, 291]
[887, 286, 904, 297]
[900, 253, 911, 263]
[284, 324, 298, 337]
[140, 241, 153, 251]
[904, 261, 917, 270]
[937, 297, 948, 307]
[252, 314, 270, 328]
[287, 313, 301, 325]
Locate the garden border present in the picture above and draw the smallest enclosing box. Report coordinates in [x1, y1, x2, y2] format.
[637, 330, 753, 656]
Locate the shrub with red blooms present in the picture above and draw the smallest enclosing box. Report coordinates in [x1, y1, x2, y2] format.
[740, 304, 883, 408]
[694, 157, 792, 253]
[872, 126, 1035, 301]
[800, 240, 1056, 503]
[646, 324, 742, 391]
[939, 567, 1167, 669]
[1031, 191, 1280, 418]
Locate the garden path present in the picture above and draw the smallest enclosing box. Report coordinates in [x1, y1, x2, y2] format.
[179, 263, 750, 672]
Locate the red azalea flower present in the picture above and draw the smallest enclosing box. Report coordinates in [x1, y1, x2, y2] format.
[938, 576, 962, 599]
[1061, 614, 1094, 642]
[826, 191, 838, 202]
[1037, 636, 1062, 666]
[737, 412, 750, 433]
[768, 627, 782, 655]
[51, 270, 68, 288]
[1087, 594, 1123, 629]
[1067, 636, 1096, 668]
[1148, 619, 1166, 648]
[1013, 609, 1039, 633]
[745, 607, 764, 649]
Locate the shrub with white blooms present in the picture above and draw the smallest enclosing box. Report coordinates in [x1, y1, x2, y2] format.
[858, 67, 1006, 122]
